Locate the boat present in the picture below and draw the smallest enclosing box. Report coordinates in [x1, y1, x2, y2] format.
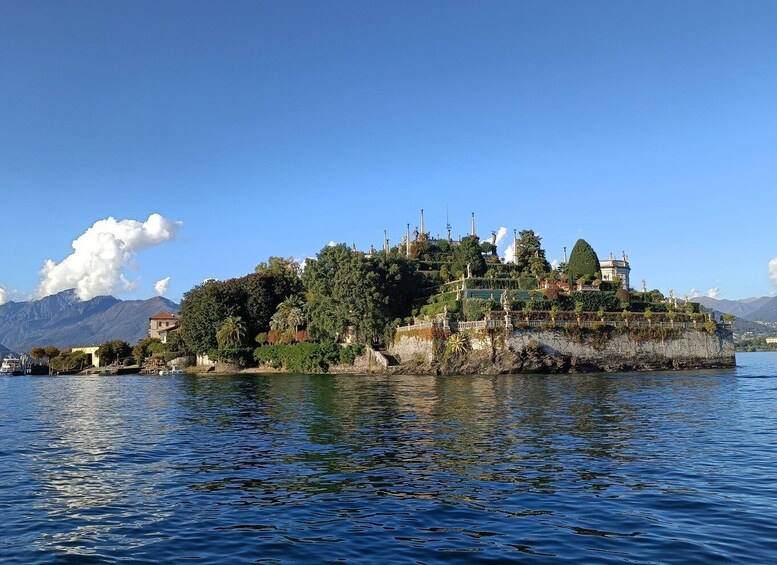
[159, 365, 187, 376]
[0, 355, 25, 376]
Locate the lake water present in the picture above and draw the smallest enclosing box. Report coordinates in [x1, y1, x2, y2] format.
[1, 353, 776, 563]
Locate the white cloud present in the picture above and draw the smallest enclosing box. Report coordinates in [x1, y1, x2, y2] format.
[0, 285, 8, 305]
[37, 213, 183, 301]
[494, 227, 508, 247]
[327, 240, 337, 247]
[768, 257, 777, 286]
[154, 277, 171, 296]
[707, 287, 721, 299]
[689, 288, 701, 298]
[550, 259, 560, 270]
[502, 241, 515, 264]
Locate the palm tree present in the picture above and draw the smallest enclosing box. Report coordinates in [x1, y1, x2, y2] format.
[549, 305, 559, 326]
[574, 302, 584, 327]
[446, 333, 471, 357]
[522, 301, 534, 323]
[271, 297, 306, 334]
[216, 316, 246, 348]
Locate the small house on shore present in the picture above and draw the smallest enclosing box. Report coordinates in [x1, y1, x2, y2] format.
[149, 312, 178, 340]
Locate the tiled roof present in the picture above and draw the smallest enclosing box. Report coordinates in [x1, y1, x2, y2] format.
[150, 312, 178, 320]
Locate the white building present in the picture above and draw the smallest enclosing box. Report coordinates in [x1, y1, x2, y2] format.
[600, 252, 631, 290]
[765, 337, 777, 345]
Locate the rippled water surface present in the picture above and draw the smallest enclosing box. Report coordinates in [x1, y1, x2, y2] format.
[2, 353, 777, 563]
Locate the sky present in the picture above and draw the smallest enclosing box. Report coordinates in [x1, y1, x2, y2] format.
[1, 0, 776, 304]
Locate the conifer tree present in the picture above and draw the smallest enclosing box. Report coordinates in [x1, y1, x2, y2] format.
[567, 239, 600, 284]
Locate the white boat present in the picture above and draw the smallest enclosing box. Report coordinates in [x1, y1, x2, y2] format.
[159, 365, 187, 376]
[0, 355, 24, 376]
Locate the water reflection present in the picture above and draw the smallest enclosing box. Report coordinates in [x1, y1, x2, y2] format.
[3, 362, 776, 563]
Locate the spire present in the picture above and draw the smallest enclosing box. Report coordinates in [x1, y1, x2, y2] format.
[406, 223, 411, 257]
[420, 209, 425, 239]
[513, 229, 518, 265]
[563, 246, 567, 264]
[471, 212, 476, 237]
[383, 230, 389, 254]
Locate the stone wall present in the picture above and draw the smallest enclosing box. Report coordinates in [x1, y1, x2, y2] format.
[389, 335, 436, 365]
[389, 326, 735, 374]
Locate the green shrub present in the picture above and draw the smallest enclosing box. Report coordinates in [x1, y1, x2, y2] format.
[208, 347, 254, 367]
[253, 342, 364, 373]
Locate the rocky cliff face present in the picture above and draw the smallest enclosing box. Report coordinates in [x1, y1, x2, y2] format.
[387, 326, 735, 375]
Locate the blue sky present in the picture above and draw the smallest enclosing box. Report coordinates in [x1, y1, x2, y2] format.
[1, 0, 776, 303]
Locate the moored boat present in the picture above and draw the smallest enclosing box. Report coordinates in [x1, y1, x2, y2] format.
[0, 355, 25, 376]
[159, 365, 187, 376]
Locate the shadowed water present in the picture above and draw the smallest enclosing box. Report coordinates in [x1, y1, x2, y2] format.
[1, 353, 776, 563]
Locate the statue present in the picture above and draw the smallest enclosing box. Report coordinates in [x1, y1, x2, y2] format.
[467, 262, 472, 279]
[500, 290, 510, 312]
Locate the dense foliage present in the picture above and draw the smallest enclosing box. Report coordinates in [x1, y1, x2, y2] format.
[451, 236, 487, 278]
[253, 342, 364, 373]
[513, 230, 551, 277]
[132, 337, 164, 365]
[179, 257, 303, 353]
[567, 239, 601, 283]
[302, 245, 425, 344]
[96, 340, 132, 366]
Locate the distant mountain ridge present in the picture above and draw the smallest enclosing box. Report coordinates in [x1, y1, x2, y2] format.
[693, 295, 777, 323]
[0, 290, 179, 353]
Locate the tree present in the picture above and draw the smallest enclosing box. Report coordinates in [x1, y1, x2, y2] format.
[452, 236, 486, 278]
[513, 230, 551, 277]
[303, 244, 424, 344]
[255, 256, 300, 277]
[96, 340, 132, 366]
[43, 346, 60, 361]
[574, 301, 584, 326]
[270, 296, 306, 336]
[179, 263, 303, 354]
[567, 239, 601, 285]
[216, 316, 247, 348]
[133, 337, 163, 365]
[30, 347, 46, 361]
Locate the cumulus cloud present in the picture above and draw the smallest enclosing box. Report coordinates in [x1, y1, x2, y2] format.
[707, 287, 721, 299]
[550, 259, 560, 270]
[154, 277, 171, 296]
[0, 285, 8, 305]
[494, 227, 508, 247]
[689, 288, 701, 298]
[502, 241, 515, 264]
[769, 258, 777, 286]
[37, 213, 183, 301]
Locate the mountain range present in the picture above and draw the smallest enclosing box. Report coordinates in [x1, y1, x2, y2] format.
[0, 290, 178, 354]
[692, 295, 777, 337]
[693, 295, 777, 322]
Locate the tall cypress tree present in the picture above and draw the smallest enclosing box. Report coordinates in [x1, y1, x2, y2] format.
[567, 239, 600, 283]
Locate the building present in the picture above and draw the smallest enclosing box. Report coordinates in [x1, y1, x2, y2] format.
[158, 324, 181, 344]
[600, 252, 631, 290]
[149, 312, 178, 340]
[766, 337, 777, 345]
[70, 346, 100, 367]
